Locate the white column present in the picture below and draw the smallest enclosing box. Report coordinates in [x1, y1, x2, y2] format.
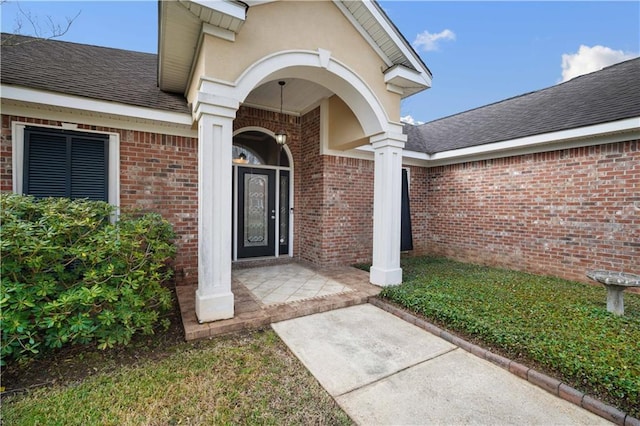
[194, 94, 238, 322]
[370, 129, 406, 286]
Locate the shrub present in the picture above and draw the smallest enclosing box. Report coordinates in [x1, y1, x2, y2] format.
[1, 194, 176, 364]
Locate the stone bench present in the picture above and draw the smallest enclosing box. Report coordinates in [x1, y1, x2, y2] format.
[586, 270, 640, 316]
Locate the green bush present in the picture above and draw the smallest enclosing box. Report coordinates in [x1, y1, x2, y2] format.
[1, 194, 176, 364]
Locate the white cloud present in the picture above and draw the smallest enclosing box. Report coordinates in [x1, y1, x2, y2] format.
[401, 115, 424, 125]
[560, 45, 637, 82]
[413, 29, 456, 52]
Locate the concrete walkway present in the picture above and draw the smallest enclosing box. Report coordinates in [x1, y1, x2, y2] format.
[272, 304, 610, 425]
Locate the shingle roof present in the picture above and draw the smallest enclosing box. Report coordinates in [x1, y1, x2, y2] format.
[1, 33, 190, 114]
[3, 34, 638, 150]
[405, 57, 640, 154]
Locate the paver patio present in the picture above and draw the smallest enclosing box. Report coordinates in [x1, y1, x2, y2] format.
[176, 260, 380, 340]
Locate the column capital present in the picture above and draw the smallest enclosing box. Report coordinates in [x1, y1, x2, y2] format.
[370, 130, 407, 150]
[194, 91, 240, 121]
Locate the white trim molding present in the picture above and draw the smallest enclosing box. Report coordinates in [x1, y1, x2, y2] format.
[1, 85, 193, 130]
[400, 117, 640, 167]
[199, 49, 390, 137]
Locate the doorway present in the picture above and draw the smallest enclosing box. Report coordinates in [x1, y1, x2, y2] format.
[233, 130, 292, 260]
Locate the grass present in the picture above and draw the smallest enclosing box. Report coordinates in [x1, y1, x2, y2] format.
[378, 256, 640, 418]
[1, 328, 352, 425]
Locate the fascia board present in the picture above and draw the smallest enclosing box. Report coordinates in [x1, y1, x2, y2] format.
[1, 85, 193, 127]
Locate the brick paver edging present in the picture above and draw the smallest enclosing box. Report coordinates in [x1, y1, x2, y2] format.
[369, 297, 639, 426]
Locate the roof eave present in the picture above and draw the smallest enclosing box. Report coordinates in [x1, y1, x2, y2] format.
[407, 117, 640, 166]
[384, 64, 431, 98]
[334, 0, 431, 97]
[158, 0, 248, 93]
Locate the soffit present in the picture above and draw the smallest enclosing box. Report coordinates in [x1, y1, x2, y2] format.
[243, 78, 333, 115]
[336, 1, 414, 70]
[158, 0, 248, 94]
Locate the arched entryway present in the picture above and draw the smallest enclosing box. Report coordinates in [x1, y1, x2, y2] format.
[232, 129, 293, 260]
[193, 50, 410, 322]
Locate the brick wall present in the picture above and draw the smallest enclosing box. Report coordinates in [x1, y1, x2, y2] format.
[299, 108, 324, 263]
[298, 108, 374, 265]
[409, 140, 640, 283]
[319, 155, 374, 264]
[1, 115, 199, 286]
[5, 113, 637, 286]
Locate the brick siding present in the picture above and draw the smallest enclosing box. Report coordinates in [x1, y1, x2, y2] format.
[1, 115, 199, 286]
[408, 140, 640, 283]
[299, 108, 374, 265]
[4, 112, 637, 287]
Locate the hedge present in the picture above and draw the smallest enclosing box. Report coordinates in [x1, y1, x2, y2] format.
[1, 194, 176, 364]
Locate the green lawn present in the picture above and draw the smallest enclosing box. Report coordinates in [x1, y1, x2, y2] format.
[1, 329, 352, 426]
[379, 256, 640, 418]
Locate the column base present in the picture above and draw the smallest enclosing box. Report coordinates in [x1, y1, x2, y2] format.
[370, 266, 402, 287]
[195, 290, 234, 323]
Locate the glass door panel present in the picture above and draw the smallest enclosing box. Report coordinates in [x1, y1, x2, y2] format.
[237, 167, 275, 258]
[279, 170, 290, 255]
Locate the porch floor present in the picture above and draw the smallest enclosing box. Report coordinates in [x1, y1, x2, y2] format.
[176, 261, 381, 341]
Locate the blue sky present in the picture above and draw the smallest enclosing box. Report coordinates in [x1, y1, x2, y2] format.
[2, 1, 639, 123]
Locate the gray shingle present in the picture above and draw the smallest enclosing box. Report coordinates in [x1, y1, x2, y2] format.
[405, 57, 640, 154]
[1, 33, 189, 114]
[3, 33, 637, 147]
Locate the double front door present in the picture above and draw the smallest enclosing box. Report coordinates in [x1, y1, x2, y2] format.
[236, 166, 290, 258]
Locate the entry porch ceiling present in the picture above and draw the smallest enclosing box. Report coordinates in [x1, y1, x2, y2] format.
[158, 0, 431, 99]
[244, 79, 333, 116]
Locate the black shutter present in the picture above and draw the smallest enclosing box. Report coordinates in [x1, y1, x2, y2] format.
[24, 130, 68, 198]
[23, 127, 109, 202]
[401, 169, 413, 251]
[71, 137, 108, 201]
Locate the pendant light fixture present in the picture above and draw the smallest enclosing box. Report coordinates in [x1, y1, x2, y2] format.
[275, 81, 287, 146]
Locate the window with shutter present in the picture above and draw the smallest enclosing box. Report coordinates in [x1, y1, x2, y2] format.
[23, 127, 109, 201]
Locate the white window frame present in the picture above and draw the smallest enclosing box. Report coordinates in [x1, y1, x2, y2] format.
[12, 121, 120, 209]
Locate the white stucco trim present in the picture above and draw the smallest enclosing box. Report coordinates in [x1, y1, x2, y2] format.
[11, 121, 120, 209]
[1, 85, 193, 128]
[384, 65, 432, 95]
[398, 117, 640, 167]
[202, 22, 236, 42]
[199, 49, 390, 136]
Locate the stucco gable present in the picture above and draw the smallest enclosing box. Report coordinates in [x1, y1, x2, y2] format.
[159, 0, 431, 99]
